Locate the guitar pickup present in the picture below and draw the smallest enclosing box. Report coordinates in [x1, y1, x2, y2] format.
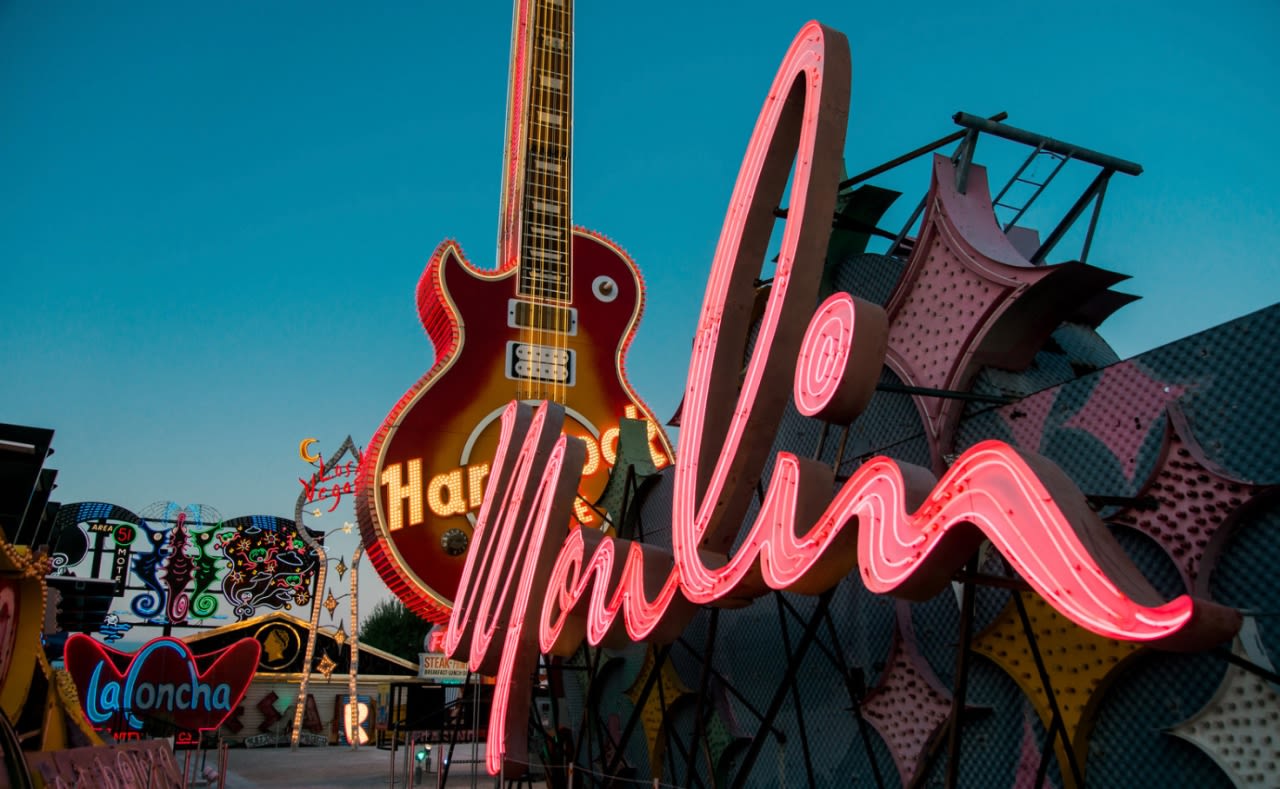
[508, 299, 578, 335]
[505, 342, 576, 385]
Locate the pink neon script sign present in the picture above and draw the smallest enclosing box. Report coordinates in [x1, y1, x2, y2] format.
[441, 22, 1241, 776]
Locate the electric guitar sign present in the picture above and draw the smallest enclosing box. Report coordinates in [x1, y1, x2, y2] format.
[357, 0, 673, 624]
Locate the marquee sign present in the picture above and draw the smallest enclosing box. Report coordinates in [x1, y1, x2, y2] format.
[419, 652, 469, 684]
[64, 634, 259, 738]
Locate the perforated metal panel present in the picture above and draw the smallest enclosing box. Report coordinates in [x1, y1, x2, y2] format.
[564, 254, 1279, 787]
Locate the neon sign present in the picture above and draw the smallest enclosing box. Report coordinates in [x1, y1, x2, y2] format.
[52, 502, 320, 630]
[300, 459, 359, 511]
[339, 695, 373, 746]
[299, 437, 361, 512]
[356, 0, 677, 624]
[421, 22, 1245, 775]
[64, 634, 260, 737]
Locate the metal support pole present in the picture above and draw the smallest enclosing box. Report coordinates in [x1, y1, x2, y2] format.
[604, 644, 674, 778]
[838, 112, 1009, 191]
[618, 464, 637, 536]
[347, 545, 363, 750]
[832, 424, 851, 471]
[1012, 592, 1085, 786]
[1078, 172, 1111, 264]
[954, 128, 979, 195]
[775, 594, 818, 788]
[572, 645, 608, 771]
[729, 590, 834, 789]
[1031, 170, 1113, 264]
[674, 636, 788, 743]
[387, 686, 400, 789]
[889, 196, 928, 259]
[944, 558, 979, 789]
[952, 113, 1142, 175]
[813, 422, 830, 462]
[1084, 493, 1157, 511]
[820, 608, 886, 789]
[1033, 715, 1067, 789]
[952, 570, 1033, 592]
[1212, 646, 1280, 685]
[685, 609, 720, 789]
[652, 647, 680, 785]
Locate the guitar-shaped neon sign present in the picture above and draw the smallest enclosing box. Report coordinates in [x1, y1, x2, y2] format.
[357, 0, 674, 623]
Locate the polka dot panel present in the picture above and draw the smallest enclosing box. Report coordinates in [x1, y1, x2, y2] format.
[1127, 305, 1280, 482]
[886, 228, 1005, 394]
[1088, 650, 1230, 788]
[831, 252, 907, 308]
[861, 625, 954, 787]
[1171, 661, 1280, 788]
[1109, 409, 1276, 593]
[608, 254, 1280, 787]
[971, 590, 1144, 779]
[1209, 506, 1280, 671]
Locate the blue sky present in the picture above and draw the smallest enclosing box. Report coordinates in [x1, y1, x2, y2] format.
[3, 1, 1277, 534]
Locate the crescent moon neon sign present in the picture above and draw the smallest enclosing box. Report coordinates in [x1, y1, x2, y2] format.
[299, 438, 321, 465]
[416, 22, 1241, 775]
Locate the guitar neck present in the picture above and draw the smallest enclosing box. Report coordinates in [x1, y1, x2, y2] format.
[499, 0, 573, 304]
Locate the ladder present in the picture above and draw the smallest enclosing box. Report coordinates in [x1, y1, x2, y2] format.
[991, 144, 1071, 232]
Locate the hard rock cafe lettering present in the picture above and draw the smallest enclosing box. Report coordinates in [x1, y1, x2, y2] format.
[65, 634, 260, 736]
[434, 23, 1243, 775]
[379, 404, 665, 525]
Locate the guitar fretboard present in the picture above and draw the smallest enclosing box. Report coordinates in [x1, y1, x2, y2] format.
[516, 0, 572, 304]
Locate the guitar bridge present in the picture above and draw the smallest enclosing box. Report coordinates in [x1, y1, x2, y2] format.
[508, 299, 578, 335]
[505, 342, 576, 385]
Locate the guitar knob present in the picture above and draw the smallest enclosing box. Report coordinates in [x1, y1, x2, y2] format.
[440, 528, 469, 557]
[592, 276, 618, 303]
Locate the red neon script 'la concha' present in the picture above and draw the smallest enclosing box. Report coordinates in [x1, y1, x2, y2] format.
[441, 22, 1242, 775]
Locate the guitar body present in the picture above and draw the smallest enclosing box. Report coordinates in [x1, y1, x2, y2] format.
[357, 230, 674, 620]
[358, 0, 670, 623]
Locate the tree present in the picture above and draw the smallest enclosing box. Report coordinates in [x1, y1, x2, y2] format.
[358, 598, 433, 663]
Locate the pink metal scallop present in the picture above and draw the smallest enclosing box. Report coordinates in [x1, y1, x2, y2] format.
[861, 610, 954, 787]
[998, 387, 1057, 454]
[1110, 404, 1277, 595]
[1062, 361, 1186, 483]
[882, 156, 1128, 471]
